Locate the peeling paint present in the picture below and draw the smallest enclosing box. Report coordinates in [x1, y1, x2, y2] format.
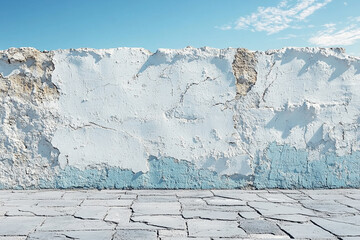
[51, 47, 250, 175]
[0, 47, 360, 189]
[0, 48, 59, 188]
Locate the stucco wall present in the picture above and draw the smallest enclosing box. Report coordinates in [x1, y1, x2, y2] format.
[0, 47, 359, 189]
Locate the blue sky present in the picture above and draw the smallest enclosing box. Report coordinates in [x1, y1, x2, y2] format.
[1, 0, 360, 55]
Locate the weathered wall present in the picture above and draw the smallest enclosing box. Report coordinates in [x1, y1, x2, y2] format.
[0, 46, 359, 189]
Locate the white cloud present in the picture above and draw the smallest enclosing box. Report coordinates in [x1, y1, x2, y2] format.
[309, 24, 360, 46]
[278, 34, 298, 40]
[215, 25, 232, 31]
[231, 0, 331, 34]
[296, 0, 331, 20]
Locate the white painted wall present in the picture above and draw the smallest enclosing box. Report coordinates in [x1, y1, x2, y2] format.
[1, 47, 359, 189]
[52, 47, 251, 175]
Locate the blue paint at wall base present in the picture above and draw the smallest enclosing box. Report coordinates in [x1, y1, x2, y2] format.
[39, 156, 249, 189]
[2, 144, 359, 189]
[254, 143, 360, 189]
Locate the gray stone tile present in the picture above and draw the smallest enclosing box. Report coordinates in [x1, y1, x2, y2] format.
[219, 235, 290, 240]
[182, 209, 240, 220]
[333, 189, 360, 194]
[94, 190, 126, 194]
[239, 219, 286, 235]
[325, 215, 360, 226]
[0, 190, 16, 194]
[5, 206, 76, 217]
[27, 191, 65, 199]
[3, 207, 35, 216]
[284, 193, 312, 201]
[346, 194, 360, 200]
[0, 193, 28, 200]
[132, 215, 186, 230]
[0, 191, 65, 200]
[129, 190, 177, 196]
[0, 209, 6, 216]
[306, 194, 350, 201]
[38, 216, 114, 231]
[37, 199, 81, 207]
[113, 229, 157, 239]
[182, 204, 254, 212]
[267, 189, 281, 193]
[27, 230, 114, 240]
[212, 190, 263, 201]
[265, 214, 310, 223]
[119, 194, 138, 199]
[279, 222, 336, 239]
[75, 206, 109, 219]
[161, 238, 210, 240]
[249, 201, 316, 216]
[238, 211, 262, 219]
[0, 237, 27, 240]
[336, 198, 360, 211]
[136, 195, 178, 202]
[158, 229, 187, 237]
[300, 200, 358, 214]
[81, 199, 133, 207]
[257, 193, 298, 203]
[62, 191, 90, 200]
[105, 207, 132, 224]
[3, 200, 39, 207]
[312, 217, 360, 236]
[300, 189, 345, 195]
[0, 191, 64, 200]
[176, 190, 213, 198]
[247, 234, 290, 239]
[179, 198, 207, 206]
[187, 219, 247, 238]
[116, 222, 163, 230]
[278, 189, 301, 194]
[204, 197, 246, 206]
[0, 216, 44, 236]
[85, 192, 122, 200]
[132, 202, 181, 215]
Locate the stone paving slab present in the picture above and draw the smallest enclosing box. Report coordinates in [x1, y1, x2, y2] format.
[38, 216, 115, 231]
[0, 237, 27, 240]
[0, 216, 44, 236]
[131, 215, 186, 230]
[27, 230, 114, 240]
[187, 219, 247, 238]
[0, 189, 359, 239]
[278, 221, 337, 239]
[114, 229, 157, 239]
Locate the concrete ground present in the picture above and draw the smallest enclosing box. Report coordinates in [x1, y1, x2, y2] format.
[0, 189, 359, 240]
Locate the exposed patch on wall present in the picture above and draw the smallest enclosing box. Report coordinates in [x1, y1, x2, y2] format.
[0, 48, 58, 102]
[0, 48, 59, 188]
[232, 48, 258, 97]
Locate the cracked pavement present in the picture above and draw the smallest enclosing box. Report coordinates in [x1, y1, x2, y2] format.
[0, 189, 359, 239]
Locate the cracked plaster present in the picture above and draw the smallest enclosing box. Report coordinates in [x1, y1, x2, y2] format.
[0, 46, 359, 189]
